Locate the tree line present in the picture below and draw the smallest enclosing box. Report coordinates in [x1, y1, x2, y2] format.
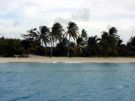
[0, 21, 135, 57]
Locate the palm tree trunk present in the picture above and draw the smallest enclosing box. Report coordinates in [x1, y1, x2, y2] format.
[50, 43, 52, 58]
[27, 48, 29, 57]
[43, 42, 47, 57]
[45, 45, 47, 57]
[50, 37, 53, 58]
[67, 36, 71, 57]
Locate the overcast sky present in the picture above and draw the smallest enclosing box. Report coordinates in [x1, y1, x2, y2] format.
[0, 0, 135, 43]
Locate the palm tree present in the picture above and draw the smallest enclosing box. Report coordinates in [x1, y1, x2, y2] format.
[99, 27, 119, 56]
[38, 26, 50, 56]
[81, 29, 88, 41]
[99, 31, 109, 56]
[127, 36, 135, 55]
[81, 29, 88, 47]
[21, 39, 31, 57]
[22, 28, 38, 56]
[56, 37, 69, 56]
[109, 27, 118, 35]
[117, 39, 123, 47]
[66, 22, 79, 57]
[77, 37, 83, 46]
[75, 37, 83, 56]
[127, 36, 135, 47]
[23, 28, 38, 41]
[50, 22, 64, 57]
[87, 36, 99, 56]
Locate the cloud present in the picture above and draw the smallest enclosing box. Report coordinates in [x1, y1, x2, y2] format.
[71, 9, 90, 21]
[13, 20, 21, 27]
[0, 0, 134, 43]
[54, 18, 70, 25]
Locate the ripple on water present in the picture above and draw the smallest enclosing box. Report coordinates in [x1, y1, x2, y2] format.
[8, 92, 40, 101]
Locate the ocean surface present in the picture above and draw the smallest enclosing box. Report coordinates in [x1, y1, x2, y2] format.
[0, 63, 135, 101]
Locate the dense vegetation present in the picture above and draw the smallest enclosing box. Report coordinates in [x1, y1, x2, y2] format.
[0, 21, 135, 57]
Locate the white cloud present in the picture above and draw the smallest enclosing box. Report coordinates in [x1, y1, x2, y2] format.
[71, 9, 90, 21]
[0, 0, 135, 42]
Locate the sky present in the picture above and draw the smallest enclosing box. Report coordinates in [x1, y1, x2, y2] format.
[0, 0, 135, 43]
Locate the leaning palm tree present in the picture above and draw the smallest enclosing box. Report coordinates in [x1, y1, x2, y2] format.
[66, 22, 79, 57]
[50, 23, 64, 57]
[22, 28, 38, 56]
[22, 28, 38, 41]
[38, 26, 50, 56]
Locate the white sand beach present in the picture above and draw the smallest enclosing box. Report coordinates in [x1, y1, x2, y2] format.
[0, 55, 135, 63]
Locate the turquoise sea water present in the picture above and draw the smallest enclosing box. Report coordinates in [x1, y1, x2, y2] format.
[0, 63, 135, 101]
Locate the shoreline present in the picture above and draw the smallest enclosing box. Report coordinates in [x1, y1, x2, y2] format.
[0, 55, 135, 63]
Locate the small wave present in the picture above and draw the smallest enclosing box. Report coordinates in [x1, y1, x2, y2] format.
[8, 96, 31, 101]
[8, 92, 39, 101]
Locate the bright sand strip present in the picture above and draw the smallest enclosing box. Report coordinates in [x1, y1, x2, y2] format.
[0, 55, 135, 63]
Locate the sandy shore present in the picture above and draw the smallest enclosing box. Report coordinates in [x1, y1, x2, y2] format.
[0, 55, 135, 63]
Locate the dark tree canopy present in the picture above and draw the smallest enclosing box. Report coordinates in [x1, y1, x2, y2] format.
[0, 22, 135, 57]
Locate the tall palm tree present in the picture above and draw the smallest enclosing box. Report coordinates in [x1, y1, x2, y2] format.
[99, 27, 119, 56]
[66, 22, 79, 57]
[50, 22, 64, 57]
[99, 31, 109, 56]
[81, 29, 88, 47]
[38, 26, 50, 56]
[81, 29, 88, 41]
[74, 37, 83, 56]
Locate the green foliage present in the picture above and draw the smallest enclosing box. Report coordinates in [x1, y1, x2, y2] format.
[0, 22, 135, 57]
[99, 27, 120, 56]
[127, 36, 135, 55]
[51, 22, 64, 42]
[0, 38, 24, 57]
[50, 23, 64, 57]
[66, 22, 79, 57]
[81, 29, 88, 41]
[86, 36, 99, 56]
